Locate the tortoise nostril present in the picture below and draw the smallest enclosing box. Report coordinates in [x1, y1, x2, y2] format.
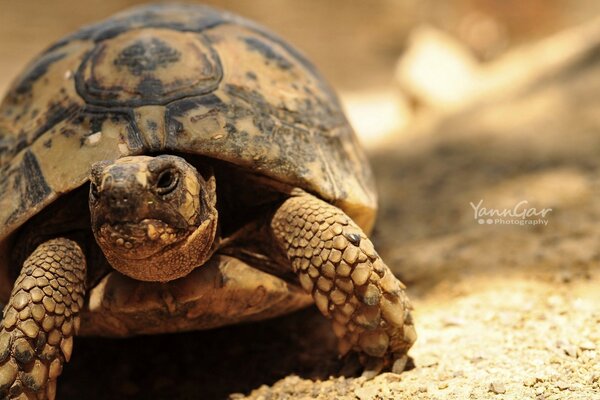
[107, 189, 130, 209]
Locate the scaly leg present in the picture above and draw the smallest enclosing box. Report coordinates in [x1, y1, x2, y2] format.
[0, 239, 86, 399]
[270, 191, 416, 374]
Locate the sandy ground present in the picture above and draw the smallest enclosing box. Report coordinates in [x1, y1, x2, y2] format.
[241, 281, 599, 400]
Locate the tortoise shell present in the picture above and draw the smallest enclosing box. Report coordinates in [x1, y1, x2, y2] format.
[0, 4, 376, 246]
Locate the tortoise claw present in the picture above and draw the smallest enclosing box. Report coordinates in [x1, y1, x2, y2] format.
[391, 354, 409, 374]
[361, 356, 385, 379]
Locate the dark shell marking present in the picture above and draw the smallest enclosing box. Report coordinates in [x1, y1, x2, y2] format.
[244, 37, 293, 70]
[76, 28, 223, 107]
[14, 52, 67, 96]
[2, 151, 52, 225]
[0, 4, 376, 245]
[113, 37, 182, 76]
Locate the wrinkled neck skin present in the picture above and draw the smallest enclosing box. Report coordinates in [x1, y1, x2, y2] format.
[90, 155, 219, 282]
[99, 212, 219, 282]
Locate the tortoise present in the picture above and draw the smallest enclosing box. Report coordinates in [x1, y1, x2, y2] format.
[0, 4, 415, 399]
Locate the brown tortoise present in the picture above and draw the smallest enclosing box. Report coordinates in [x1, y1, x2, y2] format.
[0, 4, 415, 399]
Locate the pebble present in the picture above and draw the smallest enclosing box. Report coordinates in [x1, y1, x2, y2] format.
[470, 354, 485, 363]
[438, 382, 448, 389]
[535, 386, 545, 395]
[549, 356, 562, 364]
[563, 345, 579, 358]
[489, 382, 506, 394]
[523, 377, 537, 387]
[355, 385, 379, 400]
[579, 341, 596, 351]
[452, 370, 465, 378]
[442, 316, 466, 327]
[418, 354, 438, 367]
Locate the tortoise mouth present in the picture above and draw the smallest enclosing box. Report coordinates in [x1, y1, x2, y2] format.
[97, 219, 187, 259]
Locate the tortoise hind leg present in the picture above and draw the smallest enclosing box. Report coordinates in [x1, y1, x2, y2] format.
[0, 238, 86, 399]
[270, 191, 416, 375]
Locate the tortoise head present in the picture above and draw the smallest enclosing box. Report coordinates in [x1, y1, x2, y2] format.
[89, 155, 218, 282]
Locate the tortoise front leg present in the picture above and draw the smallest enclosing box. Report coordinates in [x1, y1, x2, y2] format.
[0, 238, 85, 399]
[270, 191, 416, 375]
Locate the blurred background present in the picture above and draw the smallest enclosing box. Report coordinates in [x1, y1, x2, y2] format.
[1, 1, 600, 399]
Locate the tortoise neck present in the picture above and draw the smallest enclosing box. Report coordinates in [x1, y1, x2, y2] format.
[101, 210, 219, 282]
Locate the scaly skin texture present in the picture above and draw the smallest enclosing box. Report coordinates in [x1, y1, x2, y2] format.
[271, 192, 416, 373]
[0, 239, 85, 399]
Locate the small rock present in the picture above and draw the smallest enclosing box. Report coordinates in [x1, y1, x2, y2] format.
[563, 345, 579, 358]
[523, 377, 537, 387]
[381, 372, 401, 383]
[549, 356, 562, 364]
[470, 354, 485, 363]
[438, 382, 448, 390]
[489, 382, 506, 394]
[418, 354, 438, 367]
[579, 341, 596, 351]
[355, 385, 379, 400]
[535, 386, 545, 395]
[442, 316, 466, 327]
[452, 370, 465, 378]
[556, 270, 572, 283]
[379, 385, 393, 399]
[418, 385, 428, 393]
[556, 382, 569, 391]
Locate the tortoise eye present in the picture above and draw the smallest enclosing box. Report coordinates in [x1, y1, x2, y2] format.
[156, 169, 179, 195]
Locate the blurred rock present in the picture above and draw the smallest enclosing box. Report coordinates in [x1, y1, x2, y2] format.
[395, 26, 481, 111]
[395, 15, 600, 116]
[341, 89, 412, 150]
